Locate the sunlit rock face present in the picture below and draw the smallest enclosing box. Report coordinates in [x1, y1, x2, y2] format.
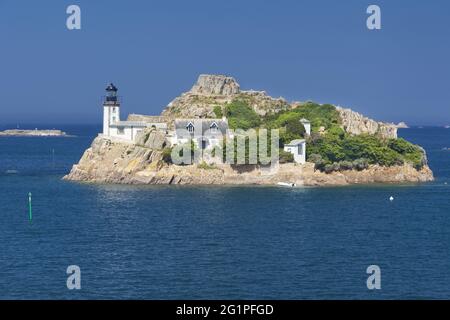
[336, 106, 398, 139]
[190, 74, 240, 96]
[161, 74, 290, 119]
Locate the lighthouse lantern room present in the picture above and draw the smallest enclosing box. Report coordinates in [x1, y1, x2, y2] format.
[103, 83, 120, 136]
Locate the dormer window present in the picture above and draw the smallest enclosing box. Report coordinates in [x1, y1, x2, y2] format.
[186, 122, 194, 133]
[210, 122, 218, 133]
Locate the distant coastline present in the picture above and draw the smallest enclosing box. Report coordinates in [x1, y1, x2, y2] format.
[0, 129, 69, 137]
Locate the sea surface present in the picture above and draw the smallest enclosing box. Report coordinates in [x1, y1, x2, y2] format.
[0, 124, 449, 299]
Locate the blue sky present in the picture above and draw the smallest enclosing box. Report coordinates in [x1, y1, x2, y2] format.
[0, 0, 449, 125]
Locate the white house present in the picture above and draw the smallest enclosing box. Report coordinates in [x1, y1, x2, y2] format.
[284, 139, 306, 164]
[172, 119, 229, 149]
[102, 83, 167, 142]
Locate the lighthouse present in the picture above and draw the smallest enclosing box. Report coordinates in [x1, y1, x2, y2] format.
[100, 82, 168, 142]
[103, 83, 120, 136]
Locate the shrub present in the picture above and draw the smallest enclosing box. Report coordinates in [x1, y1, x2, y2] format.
[388, 138, 425, 169]
[162, 147, 173, 164]
[225, 100, 261, 130]
[308, 153, 327, 171]
[388, 138, 417, 154]
[352, 158, 369, 171]
[278, 114, 306, 145]
[279, 150, 294, 163]
[338, 160, 353, 171]
[213, 105, 223, 118]
[197, 161, 216, 170]
[262, 102, 341, 135]
[324, 163, 339, 174]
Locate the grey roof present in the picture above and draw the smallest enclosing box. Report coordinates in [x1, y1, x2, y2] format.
[175, 119, 228, 138]
[285, 139, 305, 146]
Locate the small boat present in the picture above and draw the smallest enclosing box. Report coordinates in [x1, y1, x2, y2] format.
[277, 182, 296, 187]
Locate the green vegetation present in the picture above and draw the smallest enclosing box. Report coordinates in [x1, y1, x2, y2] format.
[197, 161, 217, 170]
[162, 147, 173, 164]
[225, 100, 261, 130]
[261, 101, 426, 171]
[263, 102, 341, 134]
[217, 132, 277, 165]
[279, 150, 294, 164]
[167, 99, 424, 171]
[213, 105, 223, 118]
[307, 132, 425, 172]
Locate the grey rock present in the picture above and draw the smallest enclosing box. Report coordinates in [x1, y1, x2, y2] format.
[190, 74, 240, 96]
[336, 106, 398, 139]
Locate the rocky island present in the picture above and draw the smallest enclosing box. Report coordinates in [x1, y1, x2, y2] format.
[0, 129, 67, 137]
[64, 75, 433, 186]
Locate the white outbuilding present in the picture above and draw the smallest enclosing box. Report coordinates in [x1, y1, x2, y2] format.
[284, 139, 306, 164]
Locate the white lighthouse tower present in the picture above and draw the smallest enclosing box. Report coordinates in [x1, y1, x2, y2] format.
[103, 83, 120, 136]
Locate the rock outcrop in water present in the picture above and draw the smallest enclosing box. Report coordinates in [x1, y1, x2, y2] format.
[64, 132, 433, 185]
[0, 129, 67, 137]
[64, 74, 433, 186]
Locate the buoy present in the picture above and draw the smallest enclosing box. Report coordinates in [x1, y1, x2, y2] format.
[389, 196, 394, 201]
[28, 192, 32, 222]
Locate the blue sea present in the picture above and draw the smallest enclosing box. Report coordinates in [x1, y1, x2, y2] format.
[0, 125, 449, 299]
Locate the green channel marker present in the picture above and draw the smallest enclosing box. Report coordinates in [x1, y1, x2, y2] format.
[28, 192, 32, 222]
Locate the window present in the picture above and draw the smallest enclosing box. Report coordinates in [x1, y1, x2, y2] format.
[112, 116, 116, 122]
[210, 122, 218, 133]
[298, 144, 303, 155]
[186, 122, 194, 133]
[118, 127, 125, 135]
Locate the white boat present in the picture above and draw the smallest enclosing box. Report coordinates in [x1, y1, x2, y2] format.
[277, 182, 296, 187]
